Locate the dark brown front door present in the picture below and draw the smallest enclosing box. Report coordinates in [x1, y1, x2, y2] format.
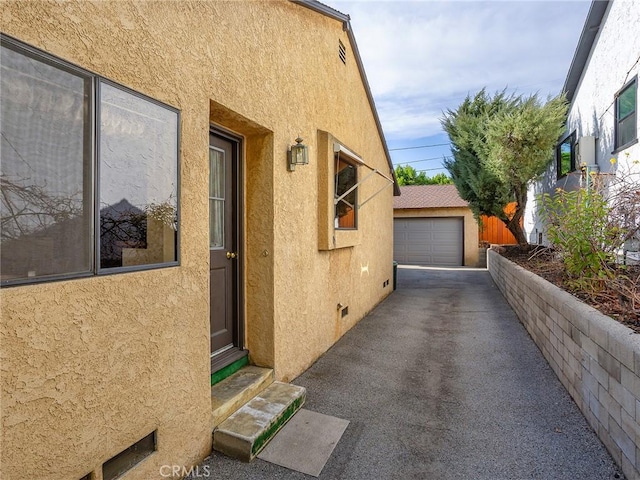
[209, 132, 240, 358]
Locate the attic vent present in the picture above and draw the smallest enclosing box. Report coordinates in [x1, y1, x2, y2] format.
[338, 39, 346, 64]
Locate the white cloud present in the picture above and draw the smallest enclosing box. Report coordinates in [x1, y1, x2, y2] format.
[330, 0, 592, 141]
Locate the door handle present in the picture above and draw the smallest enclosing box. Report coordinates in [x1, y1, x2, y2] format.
[226, 251, 237, 259]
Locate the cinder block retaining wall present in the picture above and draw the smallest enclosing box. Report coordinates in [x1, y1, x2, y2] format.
[488, 249, 640, 480]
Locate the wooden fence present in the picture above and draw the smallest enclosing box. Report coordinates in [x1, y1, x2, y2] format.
[479, 202, 519, 245]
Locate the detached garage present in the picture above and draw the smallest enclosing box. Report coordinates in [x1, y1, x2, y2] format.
[393, 185, 479, 267]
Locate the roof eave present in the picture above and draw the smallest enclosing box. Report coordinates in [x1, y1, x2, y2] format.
[291, 0, 400, 196]
[562, 0, 611, 105]
[291, 0, 350, 22]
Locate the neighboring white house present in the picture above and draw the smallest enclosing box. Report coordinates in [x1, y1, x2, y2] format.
[525, 0, 639, 244]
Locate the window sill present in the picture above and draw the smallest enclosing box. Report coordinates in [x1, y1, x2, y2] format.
[612, 138, 639, 155]
[331, 228, 361, 250]
[1, 262, 180, 288]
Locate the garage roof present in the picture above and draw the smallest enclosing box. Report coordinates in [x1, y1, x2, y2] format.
[393, 185, 469, 209]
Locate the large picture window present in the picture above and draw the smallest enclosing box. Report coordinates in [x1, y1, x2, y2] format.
[0, 36, 179, 285]
[615, 77, 637, 151]
[99, 82, 178, 269]
[1, 39, 93, 283]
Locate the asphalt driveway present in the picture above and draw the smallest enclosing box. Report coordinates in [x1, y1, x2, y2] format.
[197, 266, 623, 479]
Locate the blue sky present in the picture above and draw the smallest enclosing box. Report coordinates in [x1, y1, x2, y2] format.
[328, 0, 592, 176]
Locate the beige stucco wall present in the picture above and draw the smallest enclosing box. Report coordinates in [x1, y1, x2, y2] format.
[394, 208, 479, 266]
[1, 1, 394, 479]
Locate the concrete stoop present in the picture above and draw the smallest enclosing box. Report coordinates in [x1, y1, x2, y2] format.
[212, 367, 306, 462]
[211, 366, 274, 427]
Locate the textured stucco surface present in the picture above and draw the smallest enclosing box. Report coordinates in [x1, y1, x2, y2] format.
[393, 207, 479, 266]
[1, 1, 394, 478]
[525, 0, 640, 242]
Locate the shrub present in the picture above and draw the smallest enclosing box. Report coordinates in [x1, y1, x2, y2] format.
[539, 187, 616, 291]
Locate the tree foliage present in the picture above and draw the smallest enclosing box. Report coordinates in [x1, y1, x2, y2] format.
[394, 165, 452, 186]
[441, 89, 568, 244]
[424, 172, 453, 185]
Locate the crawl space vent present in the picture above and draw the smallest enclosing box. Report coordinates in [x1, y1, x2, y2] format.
[103, 430, 157, 480]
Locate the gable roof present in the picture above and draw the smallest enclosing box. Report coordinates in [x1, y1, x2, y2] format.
[292, 0, 400, 196]
[563, 0, 611, 104]
[393, 185, 469, 209]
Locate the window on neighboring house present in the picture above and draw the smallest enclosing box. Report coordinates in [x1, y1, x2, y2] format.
[335, 154, 358, 229]
[556, 132, 576, 178]
[0, 36, 179, 285]
[615, 77, 637, 151]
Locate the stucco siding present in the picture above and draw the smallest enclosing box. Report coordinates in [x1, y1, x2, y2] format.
[1, 1, 394, 478]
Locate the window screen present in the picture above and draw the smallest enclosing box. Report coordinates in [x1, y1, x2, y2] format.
[0, 41, 92, 283]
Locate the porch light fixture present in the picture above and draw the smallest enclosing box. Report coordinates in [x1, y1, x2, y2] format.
[288, 137, 309, 171]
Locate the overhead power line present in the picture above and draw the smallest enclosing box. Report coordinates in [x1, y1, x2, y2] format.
[389, 143, 450, 151]
[393, 156, 443, 165]
[414, 167, 448, 173]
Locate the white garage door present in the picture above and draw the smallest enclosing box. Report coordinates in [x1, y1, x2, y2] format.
[394, 217, 463, 266]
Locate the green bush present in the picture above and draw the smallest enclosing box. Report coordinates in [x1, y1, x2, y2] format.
[539, 188, 616, 291]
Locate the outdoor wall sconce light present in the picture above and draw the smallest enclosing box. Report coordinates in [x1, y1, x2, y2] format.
[288, 137, 309, 171]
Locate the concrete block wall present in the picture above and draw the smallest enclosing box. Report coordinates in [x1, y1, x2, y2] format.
[488, 249, 640, 480]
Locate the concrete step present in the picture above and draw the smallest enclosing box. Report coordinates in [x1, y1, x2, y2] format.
[213, 381, 306, 462]
[211, 366, 274, 427]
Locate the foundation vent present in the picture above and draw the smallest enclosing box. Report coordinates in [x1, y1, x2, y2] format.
[103, 430, 157, 480]
[338, 39, 346, 64]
